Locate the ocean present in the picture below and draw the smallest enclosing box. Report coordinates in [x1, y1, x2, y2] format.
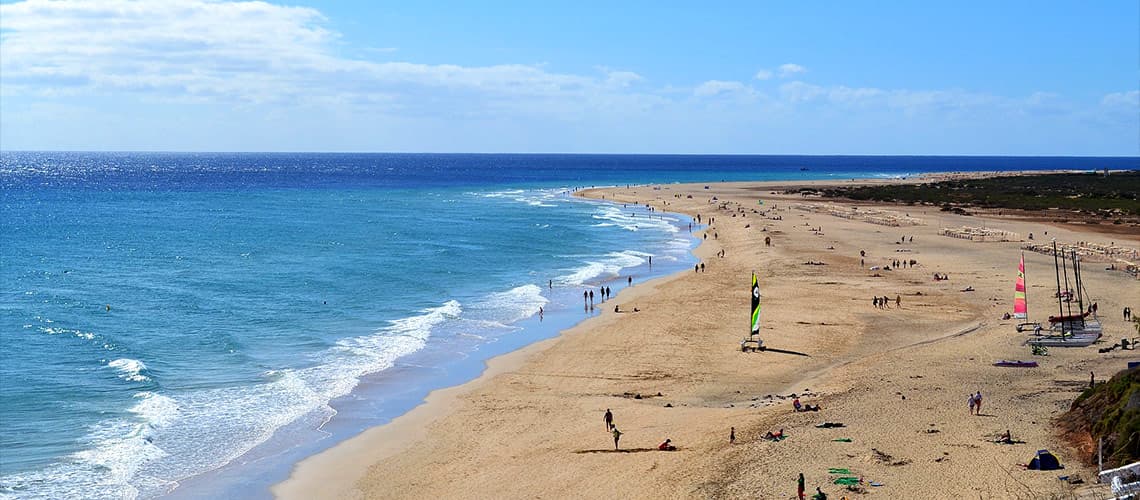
[1, 153, 1135, 499]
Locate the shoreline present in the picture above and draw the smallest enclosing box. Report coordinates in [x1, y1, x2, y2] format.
[272, 253, 704, 499]
[275, 172, 1139, 499]
[159, 192, 699, 499]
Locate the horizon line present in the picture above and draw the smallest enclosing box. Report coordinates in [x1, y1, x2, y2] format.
[2, 150, 1138, 159]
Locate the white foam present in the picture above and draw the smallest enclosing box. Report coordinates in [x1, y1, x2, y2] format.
[559, 261, 608, 285]
[556, 250, 652, 286]
[591, 205, 679, 234]
[473, 188, 560, 208]
[22, 300, 467, 499]
[469, 284, 549, 325]
[0, 392, 180, 499]
[108, 358, 150, 382]
[477, 189, 525, 198]
[38, 326, 97, 341]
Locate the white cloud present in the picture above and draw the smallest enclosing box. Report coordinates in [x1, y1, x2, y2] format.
[1102, 90, 1139, 108]
[778, 63, 806, 78]
[601, 69, 643, 88]
[0, 1, 1131, 153]
[779, 81, 824, 102]
[693, 80, 750, 97]
[779, 80, 1048, 116]
[0, 0, 652, 115]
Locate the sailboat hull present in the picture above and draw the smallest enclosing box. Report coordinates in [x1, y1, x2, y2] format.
[1025, 332, 1101, 347]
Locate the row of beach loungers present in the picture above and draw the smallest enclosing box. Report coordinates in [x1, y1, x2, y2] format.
[1021, 241, 1139, 262]
[939, 226, 1020, 242]
[1022, 241, 1140, 279]
[793, 203, 925, 227]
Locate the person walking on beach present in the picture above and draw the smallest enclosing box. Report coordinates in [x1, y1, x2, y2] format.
[974, 391, 983, 415]
[968, 393, 977, 415]
[588, 290, 594, 309]
[628, 276, 632, 286]
[605, 286, 611, 300]
[1125, 307, 1132, 321]
[896, 295, 901, 308]
[730, 427, 736, 444]
[539, 306, 543, 321]
[612, 427, 623, 450]
[583, 290, 588, 310]
[797, 473, 806, 500]
[604, 409, 613, 431]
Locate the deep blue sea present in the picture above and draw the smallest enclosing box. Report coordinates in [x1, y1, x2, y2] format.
[1, 153, 1136, 499]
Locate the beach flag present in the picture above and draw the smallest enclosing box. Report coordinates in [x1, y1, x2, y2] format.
[751, 273, 762, 335]
[1013, 253, 1027, 319]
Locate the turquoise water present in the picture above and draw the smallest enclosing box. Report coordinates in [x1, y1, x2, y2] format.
[2, 152, 1133, 498]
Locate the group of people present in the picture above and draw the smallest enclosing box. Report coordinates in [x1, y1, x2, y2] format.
[797, 472, 829, 500]
[933, 272, 949, 281]
[967, 391, 984, 415]
[871, 295, 900, 309]
[792, 397, 821, 412]
[889, 258, 916, 269]
[603, 408, 674, 451]
[584, 288, 612, 311]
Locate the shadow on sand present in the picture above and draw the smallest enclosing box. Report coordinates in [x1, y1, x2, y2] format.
[574, 448, 665, 454]
[759, 346, 811, 357]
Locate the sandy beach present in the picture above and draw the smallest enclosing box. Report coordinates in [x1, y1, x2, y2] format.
[274, 175, 1139, 499]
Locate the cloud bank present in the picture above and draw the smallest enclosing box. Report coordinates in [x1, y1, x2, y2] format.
[0, 0, 1134, 154]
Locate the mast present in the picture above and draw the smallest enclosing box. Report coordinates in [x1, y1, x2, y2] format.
[1053, 241, 1067, 335]
[1072, 250, 1081, 313]
[1061, 247, 1074, 331]
[1072, 250, 1086, 327]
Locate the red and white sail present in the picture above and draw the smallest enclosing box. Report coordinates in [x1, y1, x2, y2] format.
[1013, 253, 1027, 319]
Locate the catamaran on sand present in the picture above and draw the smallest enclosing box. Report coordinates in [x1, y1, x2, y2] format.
[1023, 242, 1103, 348]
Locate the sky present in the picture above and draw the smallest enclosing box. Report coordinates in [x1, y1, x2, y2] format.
[0, 0, 1137, 155]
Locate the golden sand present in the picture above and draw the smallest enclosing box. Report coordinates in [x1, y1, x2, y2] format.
[275, 177, 1139, 499]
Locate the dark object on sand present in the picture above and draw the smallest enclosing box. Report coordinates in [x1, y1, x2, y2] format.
[1027, 449, 1063, 471]
[994, 360, 1038, 367]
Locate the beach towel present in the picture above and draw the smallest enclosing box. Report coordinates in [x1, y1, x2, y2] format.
[832, 438, 852, 442]
[834, 477, 860, 485]
[827, 468, 851, 474]
[815, 422, 845, 428]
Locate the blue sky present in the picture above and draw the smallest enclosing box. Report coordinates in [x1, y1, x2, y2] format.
[1, 0, 1137, 154]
